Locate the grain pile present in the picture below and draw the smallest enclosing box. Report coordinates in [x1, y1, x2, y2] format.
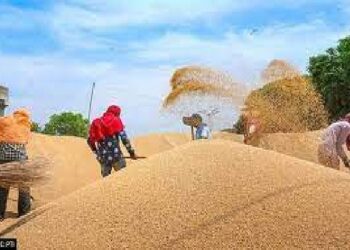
[260, 59, 300, 84]
[244, 75, 329, 133]
[26, 133, 101, 207]
[257, 130, 323, 164]
[130, 132, 191, 156]
[214, 129, 350, 172]
[6, 140, 350, 248]
[27, 132, 189, 205]
[239, 60, 328, 138]
[0, 132, 190, 229]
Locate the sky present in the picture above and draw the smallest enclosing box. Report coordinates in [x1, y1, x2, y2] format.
[1, 0, 349, 136]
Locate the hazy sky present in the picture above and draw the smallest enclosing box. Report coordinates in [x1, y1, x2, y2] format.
[1, 0, 349, 136]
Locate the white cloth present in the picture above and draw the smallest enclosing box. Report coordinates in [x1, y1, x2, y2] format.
[196, 124, 211, 139]
[321, 121, 350, 161]
[248, 125, 257, 134]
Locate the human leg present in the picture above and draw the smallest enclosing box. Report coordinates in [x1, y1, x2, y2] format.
[112, 156, 126, 172]
[101, 163, 113, 177]
[0, 186, 9, 220]
[18, 186, 31, 217]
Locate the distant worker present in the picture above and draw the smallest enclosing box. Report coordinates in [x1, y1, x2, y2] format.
[193, 114, 211, 140]
[243, 109, 262, 146]
[0, 109, 32, 220]
[87, 105, 137, 177]
[318, 113, 350, 170]
[183, 113, 211, 140]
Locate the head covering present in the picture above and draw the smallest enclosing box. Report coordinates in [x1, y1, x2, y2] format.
[0, 108, 31, 144]
[13, 109, 31, 128]
[190, 113, 203, 127]
[13, 109, 30, 118]
[88, 105, 124, 145]
[182, 113, 203, 127]
[191, 113, 202, 123]
[106, 105, 121, 117]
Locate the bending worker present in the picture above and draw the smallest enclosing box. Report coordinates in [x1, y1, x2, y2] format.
[243, 109, 262, 146]
[0, 109, 32, 220]
[87, 105, 137, 177]
[318, 113, 350, 170]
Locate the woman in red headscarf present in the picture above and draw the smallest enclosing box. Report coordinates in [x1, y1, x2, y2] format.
[87, 105, 137, 177]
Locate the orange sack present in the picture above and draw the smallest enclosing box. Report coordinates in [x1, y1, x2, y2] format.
[0, 109, 31, 144]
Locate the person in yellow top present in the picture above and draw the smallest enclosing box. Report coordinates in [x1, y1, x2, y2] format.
[0, 109, 32, 220]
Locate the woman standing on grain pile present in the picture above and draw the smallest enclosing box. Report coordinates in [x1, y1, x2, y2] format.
[318, 113, 350, 170]
[0, 109, 32, 220]
[87, 105, 137, 177]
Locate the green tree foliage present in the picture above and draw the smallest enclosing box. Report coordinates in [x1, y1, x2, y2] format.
[43, 112, 89, 138]
[31, 122, 42, 133]
[308, 36, 350, 121]
[233, 114, 245, 134]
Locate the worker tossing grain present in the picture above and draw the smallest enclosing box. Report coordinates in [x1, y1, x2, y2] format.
[318, 113, 350, 170]
[242, 108, 263, 147]
[87, 105, 137, 177]
[0, 109, 32, 220]
[183, 113, 211, 140]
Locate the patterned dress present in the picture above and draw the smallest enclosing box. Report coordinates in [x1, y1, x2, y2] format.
[95, 131, 135, 177]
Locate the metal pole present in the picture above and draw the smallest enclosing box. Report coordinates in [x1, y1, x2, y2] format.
[88, 82, 96, 123]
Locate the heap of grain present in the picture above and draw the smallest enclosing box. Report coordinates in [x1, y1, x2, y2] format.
[244, 60, 329, 133]
[6, 140, 350, 248]
[260, 59, 300, 84]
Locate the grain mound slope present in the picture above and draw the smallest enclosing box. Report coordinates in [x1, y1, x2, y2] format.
[6, 140, 350, 249]
[27, 132, 190, 205]
[1, 132, 190, 228]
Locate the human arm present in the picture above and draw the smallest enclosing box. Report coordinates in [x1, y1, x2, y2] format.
[344, 135, 350, 168]
[336, 126, 350, 168]
[119, 130, 136, 159]
[87, 137, 97, 154]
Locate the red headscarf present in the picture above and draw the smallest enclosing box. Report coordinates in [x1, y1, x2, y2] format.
[88, 105, 124, 145]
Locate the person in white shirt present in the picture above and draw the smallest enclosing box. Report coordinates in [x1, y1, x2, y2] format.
[318, 114, 350, 170]
[191, 114, 211, 140]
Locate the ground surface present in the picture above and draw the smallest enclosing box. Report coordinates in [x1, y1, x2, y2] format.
[1, 131, 350, 249]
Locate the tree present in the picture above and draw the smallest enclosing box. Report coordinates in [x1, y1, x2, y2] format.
[43, 112, 89, 138]
[31, 122, 42, 133]
[233, 114, 245, 134]
[308, 36, 350, 121]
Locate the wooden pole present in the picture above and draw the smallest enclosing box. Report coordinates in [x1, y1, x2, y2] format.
[88, 82, 96, 123]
